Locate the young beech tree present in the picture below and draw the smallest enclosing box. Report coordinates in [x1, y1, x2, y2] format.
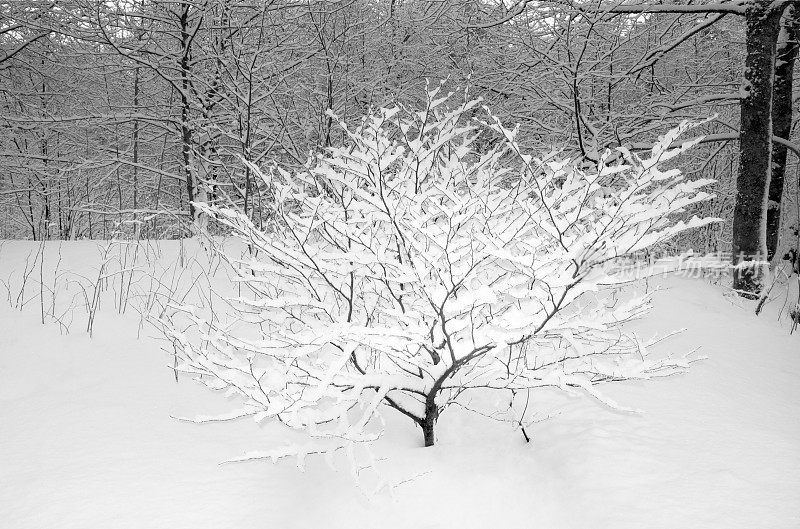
[162, 87, 715, 465]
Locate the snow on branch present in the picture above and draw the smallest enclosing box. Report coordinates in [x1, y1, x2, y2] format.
[598, 1, 747, 15]
[159, 85, 717, 471]
[627, 132, 800, 158]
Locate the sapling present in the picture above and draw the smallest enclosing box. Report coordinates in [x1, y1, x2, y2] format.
[161, 86, 717, 468]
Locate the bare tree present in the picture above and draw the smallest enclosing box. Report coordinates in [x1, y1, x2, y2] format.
[162, 92, 714, 456]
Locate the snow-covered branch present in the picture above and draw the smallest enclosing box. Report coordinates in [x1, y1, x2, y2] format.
[160, 87, 717, 468]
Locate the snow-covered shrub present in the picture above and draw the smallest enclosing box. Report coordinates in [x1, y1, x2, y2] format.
[162, 86, 716, 466]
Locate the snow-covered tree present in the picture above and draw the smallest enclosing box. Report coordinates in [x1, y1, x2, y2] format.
[162, 86, 716, 466]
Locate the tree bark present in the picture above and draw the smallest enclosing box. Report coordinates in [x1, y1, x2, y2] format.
[179, 4, 198, 223]
[767, 6, 800, 261]
[421, 400, 438, 447]
[732, 1, 783, 297]
[420, 381, 441, 447]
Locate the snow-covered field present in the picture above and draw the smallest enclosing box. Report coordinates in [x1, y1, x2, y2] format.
[1, 240, 798, 528]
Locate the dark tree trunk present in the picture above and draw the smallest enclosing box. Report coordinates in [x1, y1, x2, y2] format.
[179, 5, 197, 222]
[420, 394, 439, 447]
[767, 6, 800, 261]
[733, 2, 783, 297]
[421, 416, 436, 447]
[132, 63, 140, 233]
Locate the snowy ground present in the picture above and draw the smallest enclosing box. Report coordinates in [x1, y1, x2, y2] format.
[1, 240, 798, 528]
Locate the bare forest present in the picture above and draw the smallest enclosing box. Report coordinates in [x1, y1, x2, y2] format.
[2, 1, 799, 294]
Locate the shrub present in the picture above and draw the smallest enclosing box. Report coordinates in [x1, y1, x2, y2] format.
[162, 86, 716, 467]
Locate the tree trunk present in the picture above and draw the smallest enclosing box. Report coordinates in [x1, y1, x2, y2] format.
[179, 4, 198, 224]
[732, 2, 783, 297]
[767, 6, 799, 261]
[421, 417, 436, 447]
[420, 395, 439, 447]
[132, 63, 140, 236]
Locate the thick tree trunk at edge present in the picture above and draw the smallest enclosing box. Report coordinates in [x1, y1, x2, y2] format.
[733, 2, 783, 297]
[767, 6, 799, 261]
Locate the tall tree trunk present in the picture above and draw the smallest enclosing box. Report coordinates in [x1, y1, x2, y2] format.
[732, 1, 783, 297]
[179, 4, 198, 223]
[132, 64, 140, 237]
[767, 5, 799, 261]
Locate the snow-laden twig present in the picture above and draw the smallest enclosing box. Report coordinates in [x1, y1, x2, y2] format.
[159, 87, 717, 472]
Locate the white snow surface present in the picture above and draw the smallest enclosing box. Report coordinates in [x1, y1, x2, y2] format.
[1, 240, 798, 528]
